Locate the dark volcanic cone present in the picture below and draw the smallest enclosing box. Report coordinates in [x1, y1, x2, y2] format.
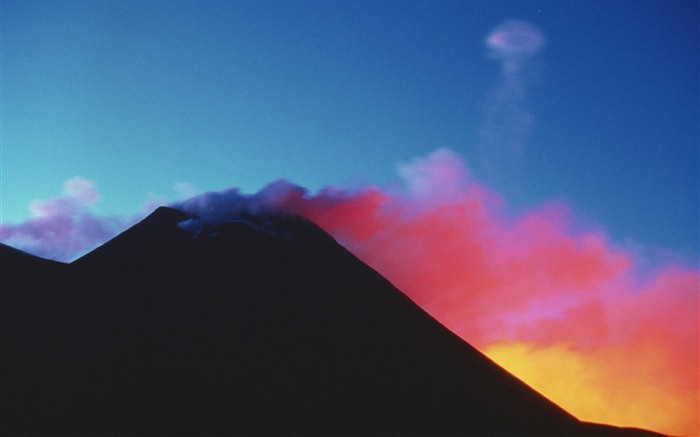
[1, 207, 663, 436]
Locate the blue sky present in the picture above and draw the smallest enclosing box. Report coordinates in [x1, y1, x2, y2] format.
[1, 0, 698, 259]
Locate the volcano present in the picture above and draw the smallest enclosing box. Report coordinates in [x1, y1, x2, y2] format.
[1, 207, 662, 436]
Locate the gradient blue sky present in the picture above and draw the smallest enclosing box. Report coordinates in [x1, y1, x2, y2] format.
[1, 0, 698, 259]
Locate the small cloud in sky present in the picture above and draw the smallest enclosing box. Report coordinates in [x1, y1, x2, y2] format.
[396, 148, 470, 202]
[28, 176, 100, 218]
[486, 20, 545, 72]
[140, 182, 200, 216]
[0, 177, 136, 261]
[173, 182, 199, 200]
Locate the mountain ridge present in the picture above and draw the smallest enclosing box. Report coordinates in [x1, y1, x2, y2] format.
[1, 207, 664, 436]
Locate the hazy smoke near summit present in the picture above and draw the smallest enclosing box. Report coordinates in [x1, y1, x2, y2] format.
[1, 149, 697, 435]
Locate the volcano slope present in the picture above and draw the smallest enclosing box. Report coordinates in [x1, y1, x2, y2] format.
[1, 207, 662, 436]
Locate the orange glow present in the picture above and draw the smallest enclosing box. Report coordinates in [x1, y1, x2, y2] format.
[484, 342, 699, 436]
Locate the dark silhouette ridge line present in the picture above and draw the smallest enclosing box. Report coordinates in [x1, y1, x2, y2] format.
[1, 207, 665, 436]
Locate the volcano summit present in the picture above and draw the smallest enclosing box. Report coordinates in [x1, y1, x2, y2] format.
[1, 207, 662, 436]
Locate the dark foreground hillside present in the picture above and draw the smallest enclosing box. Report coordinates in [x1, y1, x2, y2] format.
[0, 207, 663, 436]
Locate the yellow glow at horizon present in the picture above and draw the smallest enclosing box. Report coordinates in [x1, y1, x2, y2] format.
[483, 342, 698, 437]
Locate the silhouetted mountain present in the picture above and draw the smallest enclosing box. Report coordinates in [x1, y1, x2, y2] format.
[1, 207, 663, 436]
